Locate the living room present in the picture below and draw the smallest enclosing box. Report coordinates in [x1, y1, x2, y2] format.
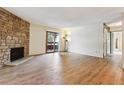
[1, 2, 124, 93]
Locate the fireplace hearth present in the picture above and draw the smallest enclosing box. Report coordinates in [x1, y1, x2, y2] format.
[10, 47, 24, 62]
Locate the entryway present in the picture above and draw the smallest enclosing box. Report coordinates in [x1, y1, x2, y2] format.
[103, 21, 123, 70]
[103, 21, 122, 57]
[112, 31, 122, 55]
[46, 31, 59, 53]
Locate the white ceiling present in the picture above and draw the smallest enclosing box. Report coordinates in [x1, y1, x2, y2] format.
[4, 7, 124, 28]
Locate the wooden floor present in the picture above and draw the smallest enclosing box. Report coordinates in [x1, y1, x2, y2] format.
[0, 52, 123, 85]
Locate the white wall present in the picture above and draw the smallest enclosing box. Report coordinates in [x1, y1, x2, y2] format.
[68, 23, 103, 58]
[122, 13, 124, 68]
[29, 24, 64, 55]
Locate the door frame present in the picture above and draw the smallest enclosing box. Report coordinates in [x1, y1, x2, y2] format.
[103, 23, 111, 58]
[103, 23, 122, 57]
[46, 31, 59, 53]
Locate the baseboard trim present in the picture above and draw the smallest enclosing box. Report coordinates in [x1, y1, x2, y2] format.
[68, 51, 103, 58]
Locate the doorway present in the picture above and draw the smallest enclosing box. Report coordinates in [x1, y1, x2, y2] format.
[111, 31, 122, 55]
[46, 31, 59, 53]
[103, 23, 122, 57]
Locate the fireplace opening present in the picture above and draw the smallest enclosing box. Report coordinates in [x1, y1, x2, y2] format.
[10, 47, 24, 62]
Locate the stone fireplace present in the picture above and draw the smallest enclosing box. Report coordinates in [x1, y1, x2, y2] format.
[0, 8, 30, 67]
